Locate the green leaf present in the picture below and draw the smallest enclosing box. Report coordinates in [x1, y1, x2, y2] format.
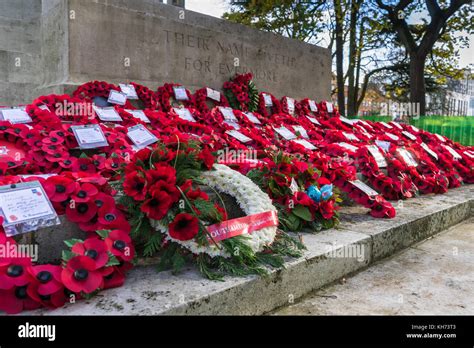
[64, 238, 83, 248]
[105, 252, 121, 267]
[292, 205, 313, 221]
[61, 250, 76, 263]
[96, 229, 111, 239]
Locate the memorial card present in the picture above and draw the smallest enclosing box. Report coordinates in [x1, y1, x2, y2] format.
[0, 181, 60, 237]
[107, 90, 127, 105]
[127, 124, 158, 148]
[0, 108, 32, 124]
[71, 124, 109, 149]
[93, 106, 123, 122]
[126, 109, 150, 123]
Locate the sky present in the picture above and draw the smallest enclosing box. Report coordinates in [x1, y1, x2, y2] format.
[185, 0, 473, 69]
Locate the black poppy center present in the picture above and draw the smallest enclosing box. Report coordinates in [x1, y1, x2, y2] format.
[104, 213, 116, 222]
[7, 265, 23, 277]
[111, 163, 119, 168]
[73, 269, 89, 281]
[77, 190, 87, 198]
[51, 137, 58, 142]
[85, 249, 98, 259]
[56, 184, 66, 193]
[15, 286, 28, 299]
[80, 164, 88, 170]
[37, 271, 52, 283]
[135, 182, 144, 191]
[113, 240, 126, 250]
[77, 203, 89, 214]
[95, 199, 104, 207]
[54, 153, 61, 158]
[63, 160, 71, 165]
[48, 145, 56, 150]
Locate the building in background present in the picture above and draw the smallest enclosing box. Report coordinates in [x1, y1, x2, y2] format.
[427, 69, 473, 116]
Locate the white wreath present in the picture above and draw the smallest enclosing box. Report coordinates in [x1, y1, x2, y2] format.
[150, 164, 277, 258]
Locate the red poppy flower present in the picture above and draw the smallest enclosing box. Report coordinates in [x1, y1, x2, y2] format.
[66, 200, 98, 223]
[0, 286, 41, 314]
[72, 158, 96, 173]
[319, 200, 335, 219]
[91, 154, 106, 170]
[61, 256, 103, 294]
[71, 183, 99, 203]
[169, 213, 199, 241]
[101, 266, 126, 289]
[148, 180, 180, 203]
[43, 176, 77, 202]
[140, 191, 173, 220]
[123, 171, 147, 201]
[26, 282, 66, 309]
[145, 164, 177, 186]
[105, 230, 134, 262]
[198, 148, 215, 170]
[0, 257, 33, 290]
[293, 192, 313, 206]
[27, 265, 63, 296]
[71, 238, 109, 269]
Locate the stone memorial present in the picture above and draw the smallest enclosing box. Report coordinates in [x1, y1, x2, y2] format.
[0, 0, 331, 105]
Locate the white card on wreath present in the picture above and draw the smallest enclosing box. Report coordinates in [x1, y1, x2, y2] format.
[397, 148, 418, 167]
[38, 104, 51, 112]
[286, 97, 295, 114]
[443, 145, 462, 160]
[93, 106, 123, 122]
[292, 139, 316, 150]
[125, 109, 150, 123]
[380, 121, 393, 129]
[72, 125, 109, 149]
[293, 125, 309, 139]
[464, 150, 474, 159]
[375, 140, 391, 153]
[435, 133, 446, 143]
[306, 115, 321, 125]
[343, 132, 359, 142]
[340, 116, 357, 125]
[390, 121, 403, 130]
[243, 112, 261, 124]
[119, 84, 138, 100]
[0, 181, 60, 237]
[402, 131, 417, 141]
[107, 90, 127, 105]
[337, 142, 359, 152]
[350, 180, 379, 197]
[421, 142, 438, 160]
[308, 100, 318, 112]
[367, 145, 388, 167]
[411, 125, 419, 132]
[0, 108, 32, 124]
[326, 102, 334, 113]
[127, 124, 158, 148]
[173, 107, 196, 122]
[226, 130, 252, 143]
[224, 121, 240, 130]
[206, 87, 221, 101]
[219, 107, 237, 122]
[274, 126, 296, 140]
[173, 86, 189, 101]
[263, 93, 273, 106]
[289, 178, 299, 194]
[386, 133, 399, 141]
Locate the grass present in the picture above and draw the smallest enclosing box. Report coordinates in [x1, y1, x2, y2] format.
[350, 115, 474, 146]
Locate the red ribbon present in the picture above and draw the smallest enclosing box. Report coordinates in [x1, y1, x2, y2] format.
[206, 210, 278, 243]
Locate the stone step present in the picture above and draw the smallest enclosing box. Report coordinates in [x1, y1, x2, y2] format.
[27, 185, 473, 315]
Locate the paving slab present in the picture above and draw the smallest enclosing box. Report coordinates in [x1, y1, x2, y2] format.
[274, 217, 474, 315]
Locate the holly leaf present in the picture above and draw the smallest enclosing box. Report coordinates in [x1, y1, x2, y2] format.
[292, 205, 313, 221]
